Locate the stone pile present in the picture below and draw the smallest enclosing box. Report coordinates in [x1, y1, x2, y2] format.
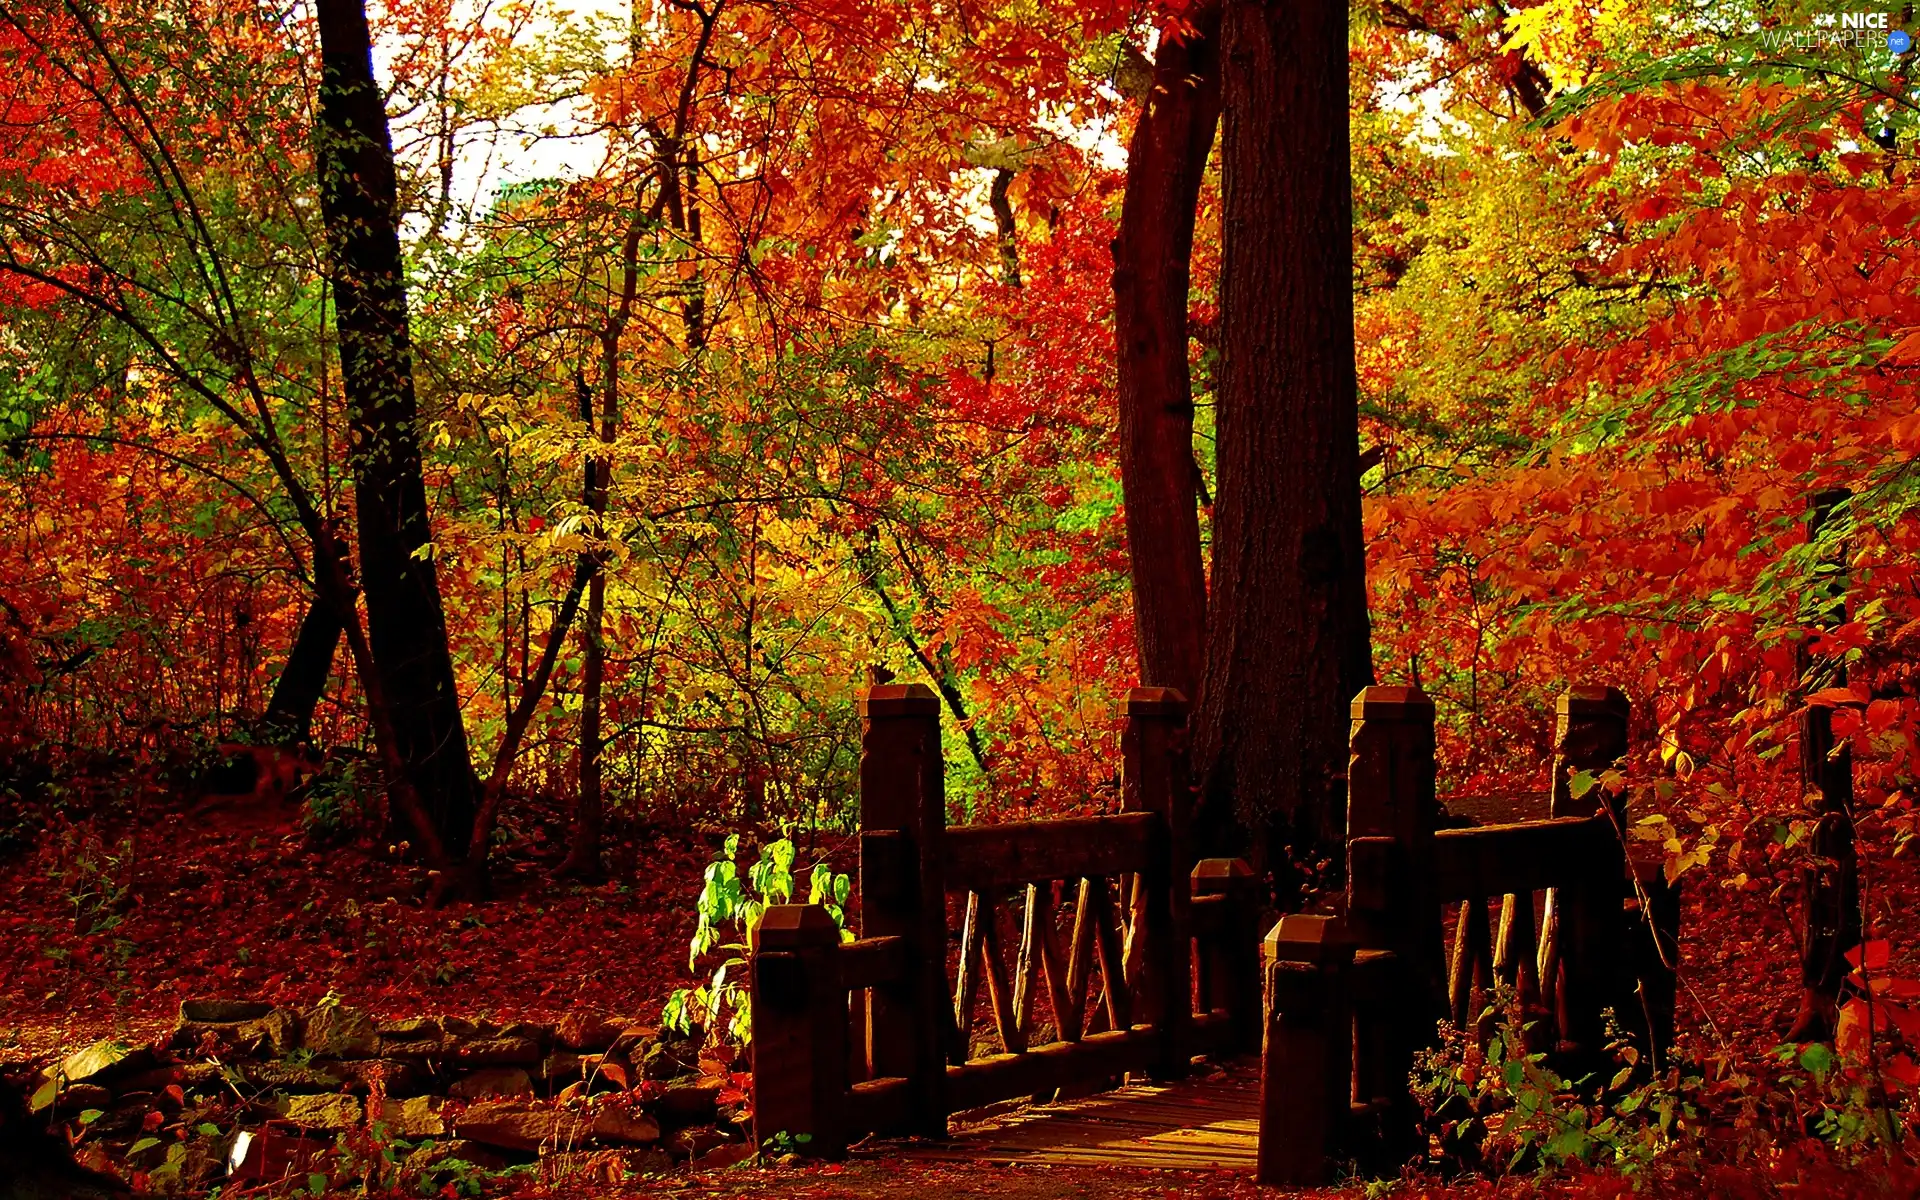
[19, 998, 752, 1194]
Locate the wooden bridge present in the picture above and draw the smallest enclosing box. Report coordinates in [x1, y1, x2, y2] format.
[747, 682, 1680, 1184]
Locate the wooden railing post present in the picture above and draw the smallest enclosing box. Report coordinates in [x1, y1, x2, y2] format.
[1258, 915, 1355, 1186]
[1544, 684, 1630, 1057]
[1192, 857, 1261, 1053]
[1122, 687, 1193, 1080]
[751, 905, 847, 1154]
[859, 683, 947, 1136]
[1345, 686, 1441, 1014]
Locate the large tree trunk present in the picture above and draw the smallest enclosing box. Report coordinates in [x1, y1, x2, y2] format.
[1112, 6, 1220, 705]
[315, 0, 479, 852]
[1192, 0, 1372, 868]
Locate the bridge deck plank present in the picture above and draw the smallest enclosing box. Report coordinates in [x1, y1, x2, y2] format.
[871, 1062, 1260, 1171]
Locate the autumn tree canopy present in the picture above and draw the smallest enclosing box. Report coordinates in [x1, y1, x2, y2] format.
[0, 0, 1915, 944]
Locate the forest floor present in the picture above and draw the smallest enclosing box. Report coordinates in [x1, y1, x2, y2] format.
[0, 791, 731, 1062]
[2, 786, 1918, 1197]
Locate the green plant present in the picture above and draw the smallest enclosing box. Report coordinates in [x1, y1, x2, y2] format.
[1772, 939, 1920, 1157]
[45, 820, 132, 936]
[760, 1129, 812, 1157]
[1412, 990, 1706, 1179]
[301, 757, 368, 843]
[663, 831, 851, 1046]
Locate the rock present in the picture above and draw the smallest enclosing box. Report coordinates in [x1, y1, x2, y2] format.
[449, 1036, 543, 1067]
[377, 1034, 448, 1060]
[303, 1004, 378, 1058]
[541, 1052, 584, 1086]
[376, 1095, 446, 1139]
[540, 1149, 628, 1184]
[696, 1141, 755, 1170]
[640, 1039, 699, 1081]
[242, 1061, 349, 1093]
[47, 1039, 154, 1086]
[448, 1067, 535, 1100]
[656, 1080, 720, 1125]
[337, 1058, 428, 1097]
[179, 998, 271, 1024]
[113, 1062, 222, 1099]
[668, 1125, 732, 1160]
[408, 1137, 513, 1172]
[229, 1129, 339, 1182]
[620, 1147, 675, 1176]
[544, 1050, 632, 1089]
[556, 1012, 625, 1052]
[234, 1007, 300, 1056]
[579, 1056, 631, 1091]
[280, 1093, 364, 1131]
[27, 1080, 109, 1115]
[498, 1021, 554, 1047]
[455, 1101, 579, 1153]
[172, 999, 276, 1049]
[109, 1064, 182, 1097]
[441, 1015, 498, 1040]
[589, 1106, 660, 1145]
[377, 1016, 441, 1040]
[699, 1044, 741, 1074]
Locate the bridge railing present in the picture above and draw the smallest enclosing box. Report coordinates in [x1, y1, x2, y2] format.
[1258, 684, 1683, 1184]
[751, 684, 1261, 1154]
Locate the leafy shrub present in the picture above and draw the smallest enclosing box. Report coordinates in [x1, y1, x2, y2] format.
[662, 831, 851, 1046]
[1414, 957, 1920, 1189]
[1413, 990, 1708, 1179]
[44, 818, 132, 936]
[300, 753, 370, 843]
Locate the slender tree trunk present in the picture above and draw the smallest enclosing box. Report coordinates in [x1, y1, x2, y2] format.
[989, 167, 1023, 288]
[315, 0, 479, 854]
[565, 6, 717, 874]
[1112, 5, 1220, 705]
[563, 371, 609, 879]
[1790, 489, 1861, 1040]
[262, 600, 339, 743]
[263, 522, 351, 744]
[1193, 0, 1372, 868]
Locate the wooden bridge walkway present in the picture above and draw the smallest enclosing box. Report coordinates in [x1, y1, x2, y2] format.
[876, 1063, 1260, 1171]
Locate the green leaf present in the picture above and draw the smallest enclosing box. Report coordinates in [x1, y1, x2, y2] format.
[129, 1136, 163, 1156]
[78, 1109, 104, 1126]
[196, 1122, 221, 1137]
[1798, 1042, 1835, 1078]
[308, 1171, 327, 1195]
